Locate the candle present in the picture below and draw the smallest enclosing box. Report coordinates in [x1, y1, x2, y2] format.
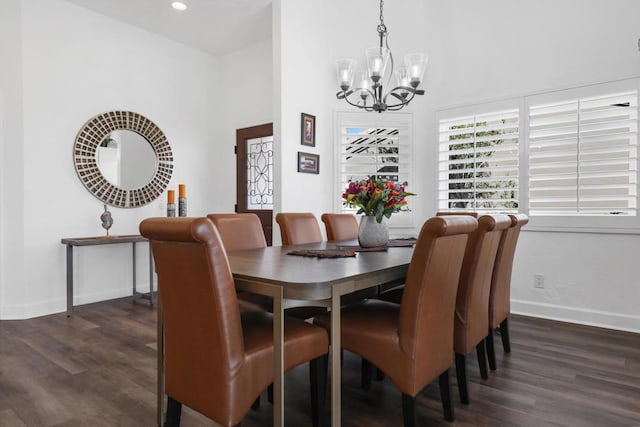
[411, 64, 421, 78]
[179, 184, 186, 198]
[340, 69, 350, 86]
[167, 190, 175, 204]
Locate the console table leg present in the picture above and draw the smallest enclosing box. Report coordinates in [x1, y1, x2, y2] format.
[66, 245, 73, 317]
[132, 242, 137, 297]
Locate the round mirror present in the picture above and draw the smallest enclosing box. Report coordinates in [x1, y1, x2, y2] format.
[96, 130, 158, 189]
[73, 111, 173, 208]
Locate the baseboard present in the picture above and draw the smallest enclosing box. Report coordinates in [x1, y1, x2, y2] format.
[0, 284, 151, 320]
[511, 299, 640, 334]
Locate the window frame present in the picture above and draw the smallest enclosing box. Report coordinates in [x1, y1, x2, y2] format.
[437, 102, 521, 214]
[334, 110, 415, 229]
[435, 78, 640, 234]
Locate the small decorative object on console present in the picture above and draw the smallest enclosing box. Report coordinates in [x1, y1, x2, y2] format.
[100, 204, 113, 237]
[167, 190, 176, 217]
[178, 184, 187, 217]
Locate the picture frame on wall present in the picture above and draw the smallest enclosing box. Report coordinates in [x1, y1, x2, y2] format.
[301, 113, 316, 147]
[297, 152, 319, 174]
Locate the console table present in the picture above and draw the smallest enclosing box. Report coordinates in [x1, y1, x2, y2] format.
[61, 235, 154, 316]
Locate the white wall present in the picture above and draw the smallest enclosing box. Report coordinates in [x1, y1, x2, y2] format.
[0, 0, 221, 318]
[275, 0, 429, 242]
[425, 0, 640, 332]
[218, 39, 274, 212]
[0, 0, 26, 317]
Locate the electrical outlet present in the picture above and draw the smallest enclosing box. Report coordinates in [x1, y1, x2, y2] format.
[534, 274, 545, 289]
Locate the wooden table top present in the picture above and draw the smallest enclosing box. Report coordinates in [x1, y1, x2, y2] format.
[226, 241, 414, 301]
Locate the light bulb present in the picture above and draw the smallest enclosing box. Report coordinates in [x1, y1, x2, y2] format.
[172, 2, 187, 11]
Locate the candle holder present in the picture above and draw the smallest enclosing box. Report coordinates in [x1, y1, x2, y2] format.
[167, 203, 176, 217]
[178, 197, 187, 217]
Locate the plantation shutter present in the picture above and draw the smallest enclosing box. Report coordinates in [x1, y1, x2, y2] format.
[336, 112, 413, 226]
[438, 109, 519, 212]
[528, 91, 638, 216]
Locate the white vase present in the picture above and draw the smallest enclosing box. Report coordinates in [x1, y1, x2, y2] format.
[358, 215, 389, 248]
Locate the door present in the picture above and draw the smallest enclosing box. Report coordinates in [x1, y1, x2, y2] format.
[236, 123, 274, 245]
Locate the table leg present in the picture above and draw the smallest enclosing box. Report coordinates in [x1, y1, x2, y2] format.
[331, 289, 342, 426]
[157, 299, 164, 426]
[273, 287, 284, 427]
[66, 245, 73, 317]
[148, 246, 154, 306]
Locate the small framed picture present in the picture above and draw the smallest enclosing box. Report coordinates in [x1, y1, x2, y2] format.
[301, 113, 316, 147]
[298, 152, 319, 174]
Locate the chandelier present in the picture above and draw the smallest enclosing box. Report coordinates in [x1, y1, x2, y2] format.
[334, 0, 428, 113]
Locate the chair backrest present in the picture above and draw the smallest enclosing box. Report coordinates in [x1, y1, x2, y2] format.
[140, 217, 244, 417]
[454, 214, 512, 355]
[321, 213, 359, 242]
[208, 213, 267, 251]
[275, 212, 323, 245]
[398, 215, 478, 383]
[489, 213, 528, 328]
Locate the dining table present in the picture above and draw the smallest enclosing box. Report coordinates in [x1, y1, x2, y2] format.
[156, 240, 414, 427]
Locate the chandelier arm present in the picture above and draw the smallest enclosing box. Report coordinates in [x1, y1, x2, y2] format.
[382, 85, 425, 109]
[336, 90, 354, 100]
[342, 90, 376, 111]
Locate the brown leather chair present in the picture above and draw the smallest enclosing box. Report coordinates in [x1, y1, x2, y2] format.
[275, 212, 323, 245]
[140, 217, 329, 427]
[207, 213, 271, 313]
[315, 215, 478, 426]
[453, 214, 512, 405]
[485, 213, 528, 370]
[321, 213, 359, 242]
[209, 212, 324, 323]
[376, 212, 480, 304]
[207, 213, 267, 251]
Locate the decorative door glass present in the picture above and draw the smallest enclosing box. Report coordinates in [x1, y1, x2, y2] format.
[246, 136, 273, 210]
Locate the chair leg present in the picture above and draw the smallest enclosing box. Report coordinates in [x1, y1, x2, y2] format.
[486, 328, 497, 371]
[164, 396, 182, 427]
[310, 354, 328, 427]
[401, 393, 416, 427]
[500, 318, 511, 353]
[476, 340, 489, 380]
[455, 353, 469, 404]
[438, 369, 454, 422]
[251, 396, 260, 410]
[361, 358, 373, 390]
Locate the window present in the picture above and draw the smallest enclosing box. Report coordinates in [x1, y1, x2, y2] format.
[528, 91, 638, 217]
[436, 79, 640, 232]
[438, 109, 519, 212]
[335, 111, 413, 227]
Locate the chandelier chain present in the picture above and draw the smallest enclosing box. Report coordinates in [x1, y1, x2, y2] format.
[377, 0, 387, 36]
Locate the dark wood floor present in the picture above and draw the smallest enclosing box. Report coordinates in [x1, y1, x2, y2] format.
[1, 298, 639, 426]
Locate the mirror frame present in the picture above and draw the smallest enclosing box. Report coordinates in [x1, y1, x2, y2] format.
[73, 111, 173, 208]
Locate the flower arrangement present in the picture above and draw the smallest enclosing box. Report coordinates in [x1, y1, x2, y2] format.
[342, 177, 415, 223]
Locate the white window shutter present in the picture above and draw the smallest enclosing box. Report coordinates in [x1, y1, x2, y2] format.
[438, 109, 520, 212]
[529, 91, 638, 216]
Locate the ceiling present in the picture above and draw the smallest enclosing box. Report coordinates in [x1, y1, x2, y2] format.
[63, 0, 272, 56]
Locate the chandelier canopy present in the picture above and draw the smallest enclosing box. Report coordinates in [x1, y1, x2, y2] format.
[335, 0, 428, 113]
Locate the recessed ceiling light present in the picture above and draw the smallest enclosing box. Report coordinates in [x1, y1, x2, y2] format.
[171, 2, 187, 11]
